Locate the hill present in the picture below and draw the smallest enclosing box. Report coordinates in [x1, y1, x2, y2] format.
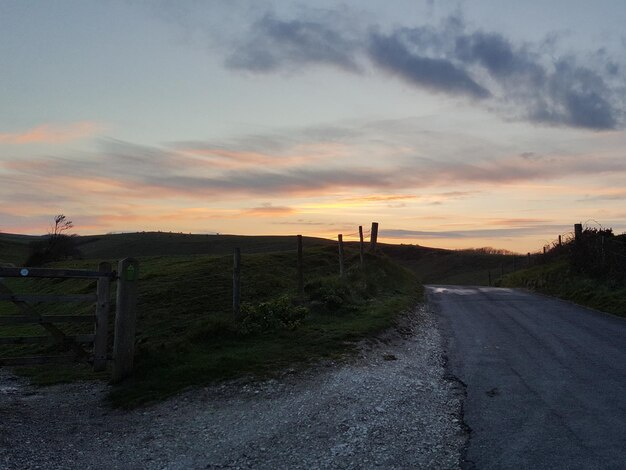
[0, 231, 334, 265]
[380, 243, 522, 286]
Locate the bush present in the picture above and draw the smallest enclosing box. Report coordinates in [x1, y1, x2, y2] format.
[304, 276, 356, 313]
[238, 295, 308, 335]
[24, 234, 82, 266]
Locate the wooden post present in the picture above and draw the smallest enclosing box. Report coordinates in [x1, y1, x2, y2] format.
[370, 222, 379, 251]
[338, 234, 345, 278]
[601, 235, 606, 266]
[233, 248, 241, 318]
[358, 225, 364, 266]
[112, 258, 139, 383]
[574, 223, 583, 242]
[297, 235, 304, 297]
[93, 262, 111, 372]
[558, 235, 562, 247]
[527, 252, 531, 266]
[543, 246, 547, 255]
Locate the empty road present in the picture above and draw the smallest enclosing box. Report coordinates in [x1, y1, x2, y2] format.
[428, 285, 626, 470]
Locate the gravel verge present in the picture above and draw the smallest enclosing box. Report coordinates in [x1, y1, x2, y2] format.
[0, 304, 466, 469]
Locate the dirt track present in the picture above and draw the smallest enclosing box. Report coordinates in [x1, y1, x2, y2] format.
[0, 305, 464, 469]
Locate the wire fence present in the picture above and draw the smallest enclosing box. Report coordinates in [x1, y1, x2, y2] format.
[542, 222, 626, 282]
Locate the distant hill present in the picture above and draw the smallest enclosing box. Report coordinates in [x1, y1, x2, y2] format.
[380, 243, 522, 286]
[1, 231, 523, 285]
[0, 231, 334, 265]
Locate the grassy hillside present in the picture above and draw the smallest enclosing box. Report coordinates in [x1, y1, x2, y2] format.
[381, 243, 523, 285]
[0, 244, 420, 408]
[0, 231, 333, 265]
[0, 233, 36, 265]
[75, 232, 334, 259]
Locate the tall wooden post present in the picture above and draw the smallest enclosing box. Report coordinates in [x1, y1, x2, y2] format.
[338, 234, 345, 278]
[574, 223, 583, 242]
[527, 252, 531, 266]
[112, 258, 139, 383]
[297, 235, 304, 297]
[233, 248, 241, 318]
[370, 222, 379, 251]
[558, 235, 562, 246]
[358, 225, 364, 266]
[93, 262, 111, 372]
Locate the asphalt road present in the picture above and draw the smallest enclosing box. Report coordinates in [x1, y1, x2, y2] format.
[428, 285, 626, 470]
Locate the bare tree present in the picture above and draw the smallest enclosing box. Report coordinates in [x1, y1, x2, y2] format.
[50, 214, 73, 240]
[25, 214, 80, 265]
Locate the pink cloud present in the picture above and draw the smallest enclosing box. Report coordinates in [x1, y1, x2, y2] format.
[0, 122, 100, 144]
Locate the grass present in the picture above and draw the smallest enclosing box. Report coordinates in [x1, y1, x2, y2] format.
[500, 259, 626, 317]
[381, 243, 522, 285]
[0, 242, 420, 408]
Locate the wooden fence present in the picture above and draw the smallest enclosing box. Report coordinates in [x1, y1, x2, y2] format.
[0, 258, 138, 382]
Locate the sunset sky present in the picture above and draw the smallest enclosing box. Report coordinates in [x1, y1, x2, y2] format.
[2, 1, 626, 253]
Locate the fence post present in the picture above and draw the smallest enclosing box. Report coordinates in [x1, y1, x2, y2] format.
[358, 225, 364, 266]
[297, 235, 304, 297]
[338, 234, 345, 278]
[527, 252, 531, 267]
[93, 261, 111, 372]
[112, 258, 139, 383]
[233, 248, 241, 318]
[370, 222, 379, 251]
[558, 235, 562, 247]
[574, 223, 583, 242]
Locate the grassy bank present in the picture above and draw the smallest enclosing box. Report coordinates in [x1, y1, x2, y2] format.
[0, 244, 420, 408]
[500, 259, 626, 317]
[381, 243, 520, 285]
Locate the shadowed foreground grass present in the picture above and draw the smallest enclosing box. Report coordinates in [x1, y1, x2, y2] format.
[0, 246, 420, 408]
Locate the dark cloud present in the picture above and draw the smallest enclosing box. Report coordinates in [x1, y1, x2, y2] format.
[367, 31, 490, 98]
[225, 14, 360, 72]
[224, 10, 626, 130]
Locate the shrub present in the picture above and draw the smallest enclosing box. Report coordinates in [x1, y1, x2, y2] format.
[238, 295, 308, 335]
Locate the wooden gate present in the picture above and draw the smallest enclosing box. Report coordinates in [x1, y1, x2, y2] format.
[0, 258, 138, 381]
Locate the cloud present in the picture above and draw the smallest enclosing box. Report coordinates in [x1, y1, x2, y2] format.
[367, 30, 490, 99]
[382, 224, 571, 239]
[222, 10, 626, 130]
[225, 13, 361, 72]
[0, 122, 100, 144]
[241, 204, 295, 217]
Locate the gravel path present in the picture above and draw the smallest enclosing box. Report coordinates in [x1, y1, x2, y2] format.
[0, 305, 465, 469]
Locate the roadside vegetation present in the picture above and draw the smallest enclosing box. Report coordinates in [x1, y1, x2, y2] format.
[500, 229, 626, 317]
[0, 232, 420, 408]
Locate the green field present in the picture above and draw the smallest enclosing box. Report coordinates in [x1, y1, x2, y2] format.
[0, 232, 420, 407]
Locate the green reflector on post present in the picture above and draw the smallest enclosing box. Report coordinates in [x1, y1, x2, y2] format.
[126, 264, 135, 281]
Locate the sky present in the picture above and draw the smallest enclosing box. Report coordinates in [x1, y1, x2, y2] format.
[2, 0, 626, 253]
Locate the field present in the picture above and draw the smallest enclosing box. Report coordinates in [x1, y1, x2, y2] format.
[0, 232, 420, 407]
[380, 243, 523, 286]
